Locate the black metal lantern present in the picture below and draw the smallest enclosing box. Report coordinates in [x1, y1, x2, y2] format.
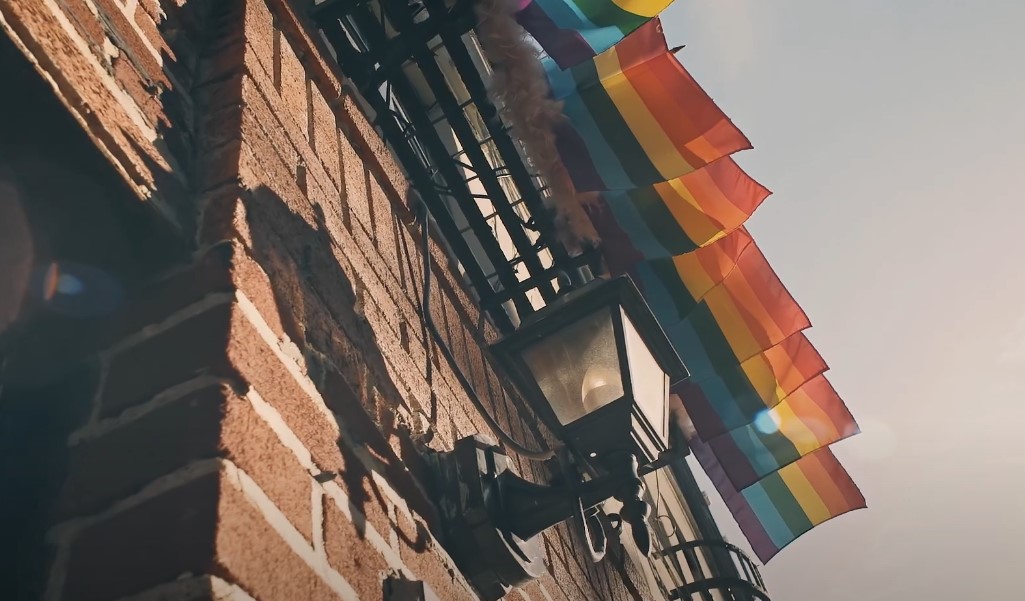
[491, 275, 689, 470]
[426, 276, 690, 600]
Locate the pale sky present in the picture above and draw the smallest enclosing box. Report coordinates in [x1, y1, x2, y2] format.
[662, 1, 1025, 599]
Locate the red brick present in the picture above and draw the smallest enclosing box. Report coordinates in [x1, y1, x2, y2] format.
[359, 294, 404, 363]
[233, 171, 397, 378]
[207, 301, 352, 477]
[61, 0, 109, 57]
[338, 93, 397, 188]
[93, 0, 169, 88]
[241, 0, 276, 86]
[60, 370, 314, 538]
[10, 0, 664, 599]
[528, 579, 572, 601]
[214, 483, 338, 601]
[239, 73, 303, 179]
[133, 3, 175, 64]
[464, 347, 493, 412]
[58, 465, 341, 601]
[304, 158, 334, 209]
[139, 0, 163, 23]
[335, 218, 416, 327]
[322, 368, 437, 527]
[59, 382, 228, 519]
[198, 94, 242, 150]
[198, 187, 251, 245]
[221, 391, 313, 541]
[145, 240, 287, 344]
[0, 0, 179, 204]
[368, 172, 399, 272]
[323, 496, 390, 601]
[61, 470, 221, 601]
[111, 54, 166, 129]
[277, 34, 309, 145]
[100, 302, 236, 417]
[126, 239, 284, 347]
[236, 340, 395, 538]
[228, 244, 290, 339]
[395, 224, 429, 308]
[310, 86, 340, 186]
[239, 61, 341, 210]
[340, 131, 373, 236]
[234, 241, 308, 352]
[396, 511, 477, 601]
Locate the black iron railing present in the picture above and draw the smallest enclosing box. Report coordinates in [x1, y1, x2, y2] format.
[655, 539, 770, 601]
[312, 0, 600, 332]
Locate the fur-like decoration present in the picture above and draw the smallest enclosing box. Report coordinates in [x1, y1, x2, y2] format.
[473, 0, 599, 249]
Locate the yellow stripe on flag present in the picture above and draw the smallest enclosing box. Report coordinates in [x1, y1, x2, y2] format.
[658, 180, 724, 247]
[773, 401, 821, 456]
[609, 0, 673, 18]
[671, 252, 718, 300]
[595, 47, 692, 179]
[739, 355, 789, 408]
[704, 286, 763, 361]
[779, 461, 832, 526]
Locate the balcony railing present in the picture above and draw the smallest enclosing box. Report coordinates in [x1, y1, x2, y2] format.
[312, 0, 601, 333]
[654, 539, 770, 601]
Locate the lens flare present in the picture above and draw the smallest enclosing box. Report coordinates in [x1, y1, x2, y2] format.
[753, 408, 782, 435]
[34, 262, 123, 317]
[57, 273, 85, 295]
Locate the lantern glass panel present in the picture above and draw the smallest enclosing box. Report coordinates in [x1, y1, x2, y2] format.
[520, 308, 624, 425]
[621, 308, 669, 439]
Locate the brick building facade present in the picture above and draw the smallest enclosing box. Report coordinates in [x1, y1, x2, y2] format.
[0, 1, 758, 600]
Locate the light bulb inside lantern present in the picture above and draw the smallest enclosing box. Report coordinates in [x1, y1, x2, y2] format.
[580, 364, 623, 412]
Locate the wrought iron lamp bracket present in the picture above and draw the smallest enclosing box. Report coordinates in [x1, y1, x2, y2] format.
[428, 436, 653, 600]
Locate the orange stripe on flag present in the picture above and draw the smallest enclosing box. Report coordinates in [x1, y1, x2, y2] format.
[793, 449, 854, 519]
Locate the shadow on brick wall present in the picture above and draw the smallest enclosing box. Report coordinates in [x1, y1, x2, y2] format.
[113, 0, 442, 553]
[241, 183, 436, 550]
[239, 184, 649, 601]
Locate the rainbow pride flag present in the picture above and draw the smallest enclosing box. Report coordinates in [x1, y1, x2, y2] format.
[518, 8, 864, 559]
[546, 19, 750, 191]
[583, 158, 771, 271]
[674, 332, 829, 438]
[703, 375, 859, 490]
[614, 229, 814, 447]
[690, 435, 866, 563]
[514, 0, 674, 69]
[632, 228, 811, 366]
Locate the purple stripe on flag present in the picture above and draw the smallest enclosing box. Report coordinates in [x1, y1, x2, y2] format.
[706, 431, 762, 490]
[515, 2, 595, 69]
[582, 200, 646, 273]
[552, 118, 606, 191]
[690, 433, 779, 561]
[673, 379, 732, 436]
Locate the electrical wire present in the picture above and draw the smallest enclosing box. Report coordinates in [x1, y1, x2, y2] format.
[416, 202, 556, 461]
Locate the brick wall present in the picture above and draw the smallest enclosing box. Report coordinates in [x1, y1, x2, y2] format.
[0, 1, 653, 600]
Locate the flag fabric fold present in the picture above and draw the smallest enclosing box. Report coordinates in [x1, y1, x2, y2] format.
[630, 228, 811, 367]
[702, 375, 859, 490]
[673, 332, 829, 438]
[583, 157, 771, 270]
[515, 0, 674, 69]
[597, 221, 859, 562]
[546, 19, 751, 191]
[510, 11, 865, 562]
[689, 434, 866, 563]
